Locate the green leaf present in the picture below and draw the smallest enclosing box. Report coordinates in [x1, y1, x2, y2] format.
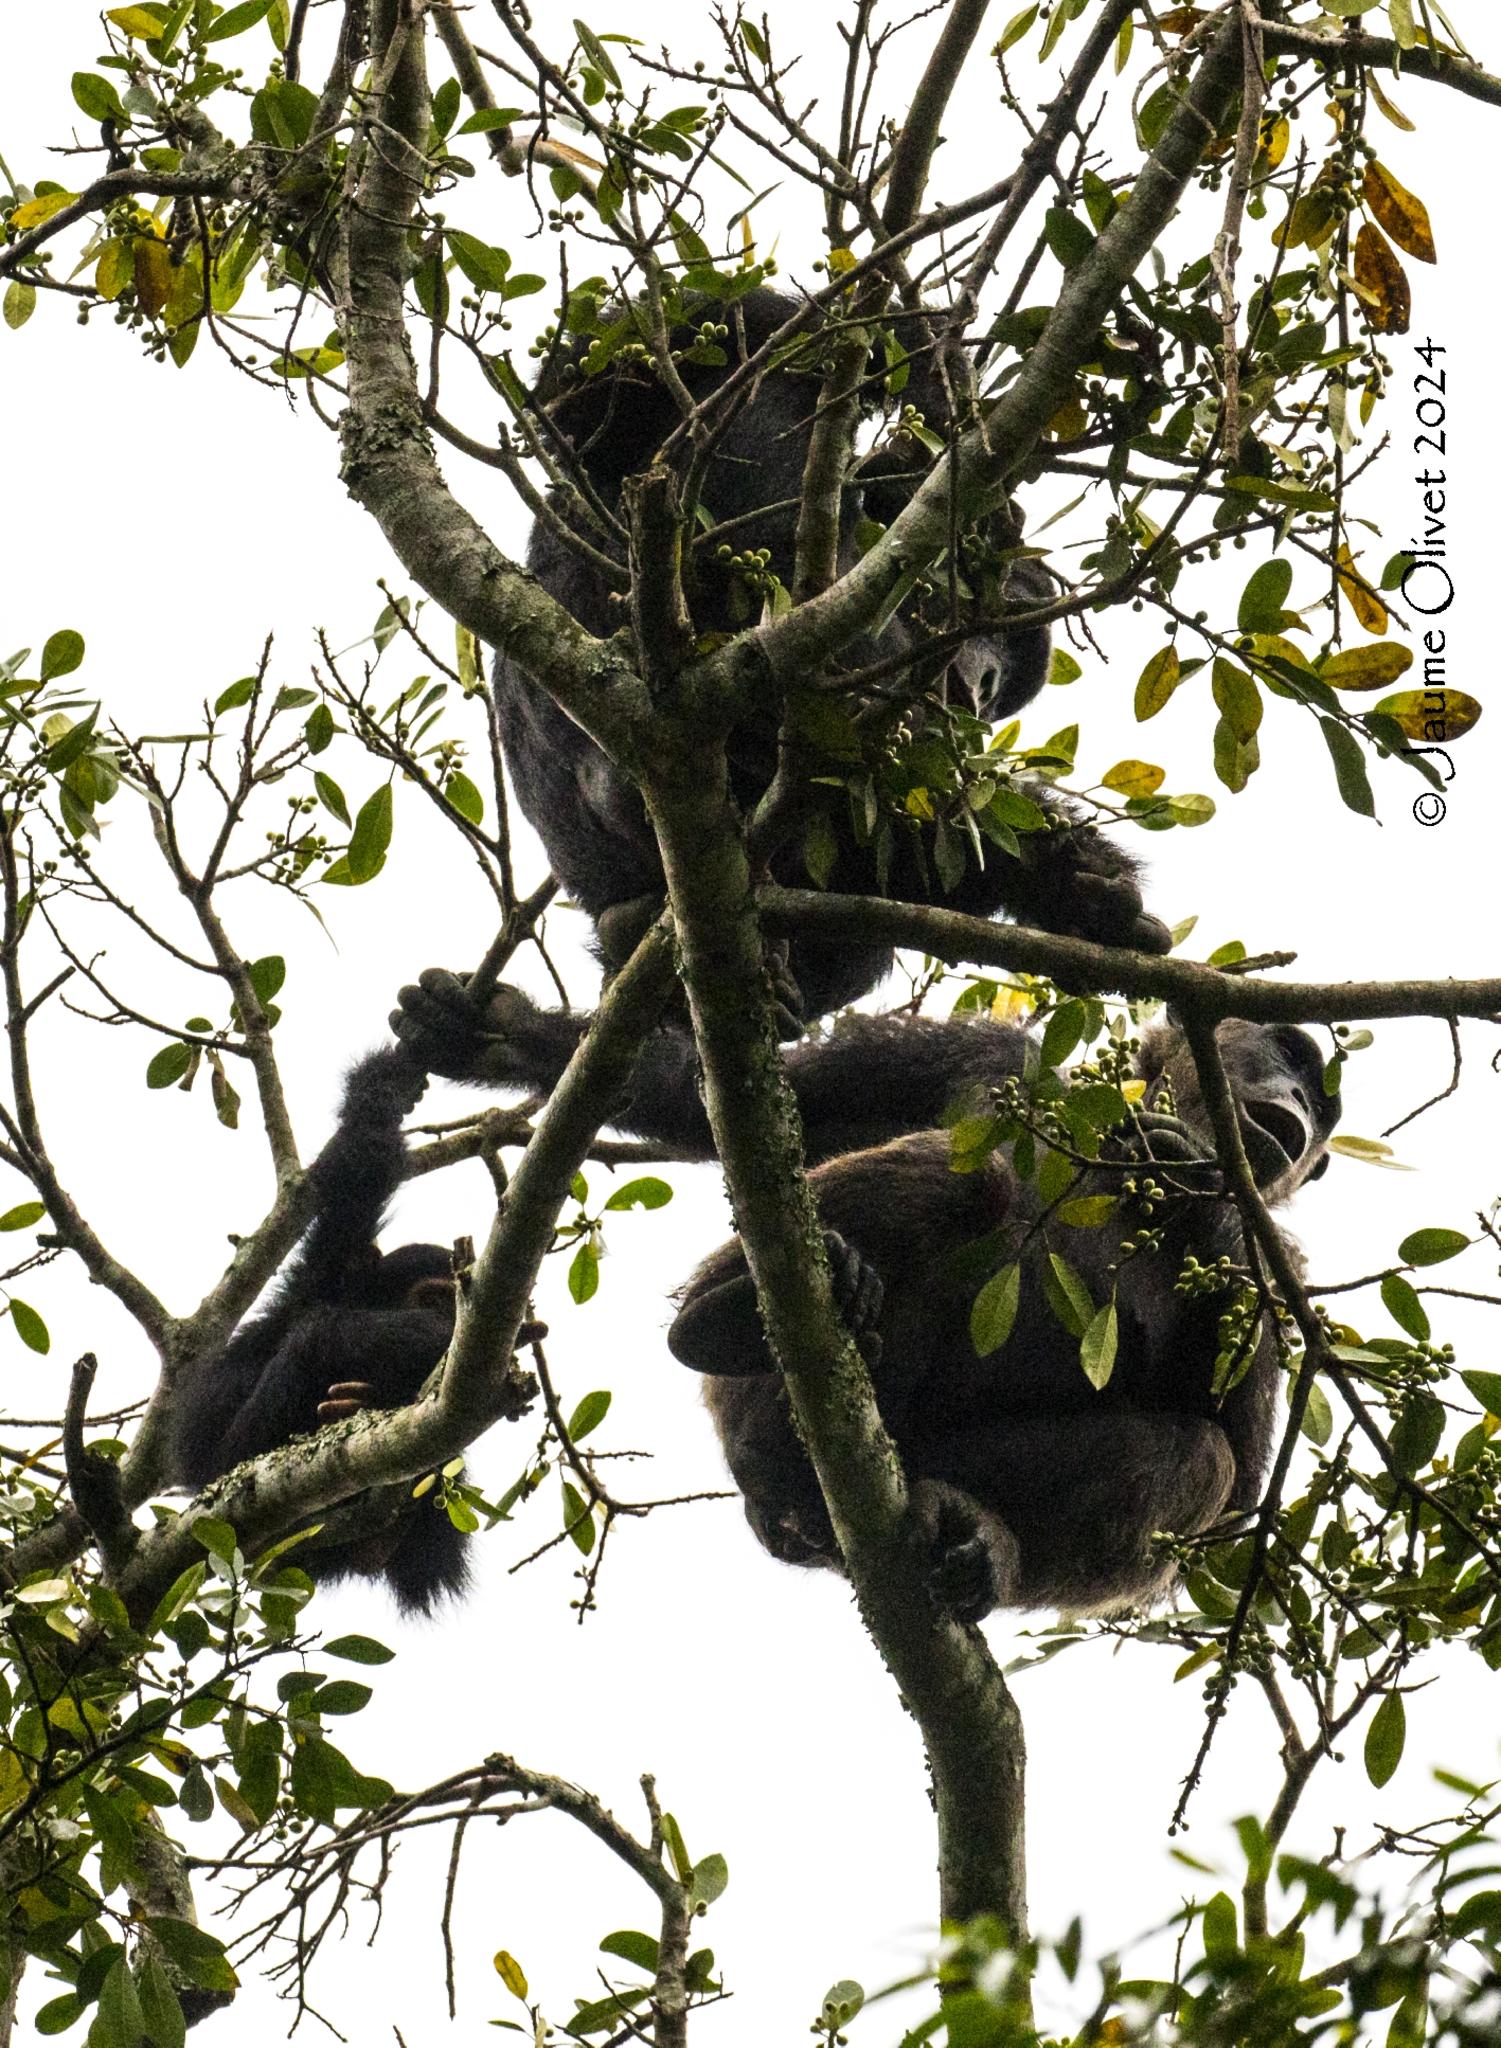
[568, 1240, 599, 1304]
[446, 230, 512, 294]
[1318, 717, 1375, 818]
[1080, 1300, 1118, 1390]
[561, 1479, 595, 1553]
[1462, 1371, 1501, 1419]
[1398, 1226, 1467, 1266]
[346, 783, 393, 883]
[145, 1919, 239, 1994]
[323, 1633, 396, 1665]
[146, 1043, 194, 1089]
[40, 629, 85, 681]
[1380, 1272, 1430, 1341]
[192, 1516, 238, 1564]
[214, 676, 255, 713]
[970, 1263, 1021, 1358]
[566, 1390, 611, 1441]
[35, 1995, 86, 2035]
[247, 955, 285, 1006]
[997, 5, 1038, 54]
[73, 71, 127, 123]
[602, 1176, 673, 1211]
[600, 1930, 659, 1971]
[2, 281, 36, 330]
[1299, 1380, 1333, 1446]
[456, 107, 526, 135]
[1202, 1891, 1238, 1965]
[9, 1299, 49, 1354]
[444, 771, 485, 824]
[138, 1957, 186, 2048]
[203, 0, 273, 37]
[1236, 556, 1293, 633]
[1364, 1690, 1406, 1787]
[573, 19, 621, 89]
[314, 771, 350, 826]
[689, 1852, 729, 1909]
[1039, 998, 1086, 1071]
[310, 1681, 372, 1716]
[1044, 1253, 1093, 1340]
[304, 702, 335, 754]
[0, 1202, 44, 1232]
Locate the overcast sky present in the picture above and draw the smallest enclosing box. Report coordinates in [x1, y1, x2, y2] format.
[3, 6, 1498, 2042]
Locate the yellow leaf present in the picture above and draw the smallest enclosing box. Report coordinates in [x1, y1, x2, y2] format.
[1353, 223, 1411, 334]
[95, 238, 134, 301]
[107, 5, 169, 34]
[1363, 161, 1436, 263]
[494, 1951, 529, 1999]
[989, 982, 1039, 1023]
[1321, 643, 1414, 692]
[1102, 758, 1165, 798]
[1255, 114, 1290, 172]
[1121, 1078, 1147, 1104]
[9, 190, 78, 231]
[1133, 645, 1181, 721]
[1368, 74, 1415, 132]
[134, 238, 173, 319]
[1373, 687, 1482, 741]
[1336, 545, 1388, 634]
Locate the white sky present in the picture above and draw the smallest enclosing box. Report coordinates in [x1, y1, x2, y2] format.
[3, 5, 1499, 2041]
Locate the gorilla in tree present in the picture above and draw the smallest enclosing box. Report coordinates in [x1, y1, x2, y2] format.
[664, 1015, 1339, 1621]
[499, 282, 1169, 1028]
[174, 1049, 470, 1613]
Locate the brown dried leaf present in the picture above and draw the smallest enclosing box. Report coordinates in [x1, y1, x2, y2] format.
[1353, 223, 1411, 335]
[1364, 161, 1436, 263]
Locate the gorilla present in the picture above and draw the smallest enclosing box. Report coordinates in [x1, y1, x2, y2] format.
[664, 1014, 1338, 1621]
[174, 1049, 470, 1612]
[498, 282, 1169, 1030]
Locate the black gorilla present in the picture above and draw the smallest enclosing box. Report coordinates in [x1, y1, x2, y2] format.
[499, 283, 1169, 1026]
[174, 1050, 469, 1612]
[665, 1015, 1339, 1621]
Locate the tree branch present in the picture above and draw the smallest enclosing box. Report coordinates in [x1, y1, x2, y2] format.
[756, 887, 1501, 1022]
[644, 739, 1028, 1934]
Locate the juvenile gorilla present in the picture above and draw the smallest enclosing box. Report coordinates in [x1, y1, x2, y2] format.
[174, 1049, 468, 1613]
[665, 1015, 1339, 1621]
[499, 283, 1168, 1026]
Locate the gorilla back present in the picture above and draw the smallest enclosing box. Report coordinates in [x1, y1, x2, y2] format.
[668, 1016, 1340, 1621]
[495, 285, 1167, 1022]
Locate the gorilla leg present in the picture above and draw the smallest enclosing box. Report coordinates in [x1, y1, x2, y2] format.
[916, 1412, 1237, 1615]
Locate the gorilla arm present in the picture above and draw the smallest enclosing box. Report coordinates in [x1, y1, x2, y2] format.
[392, 987, 1033, 1167]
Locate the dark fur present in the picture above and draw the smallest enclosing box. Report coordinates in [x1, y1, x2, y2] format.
[666, 1017, 1340, 1620]
[393, 987, 1036, 1167]
[173, 1050, 467, 1613]
[495, 283, 1168, 1029]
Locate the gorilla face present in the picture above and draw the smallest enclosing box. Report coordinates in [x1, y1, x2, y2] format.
[1142, 1019, 1341, 1204]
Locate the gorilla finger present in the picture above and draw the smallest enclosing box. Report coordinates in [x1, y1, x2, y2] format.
[516, 1319, 549, 1346]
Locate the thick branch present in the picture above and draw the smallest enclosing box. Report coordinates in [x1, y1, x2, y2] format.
[880, 0, 995, 237]
[335, 1, 652, 769]
[1257, 20, 1501, 109]
[645, 743, 1027, 1933]
[756, 887, 1501, 1022]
